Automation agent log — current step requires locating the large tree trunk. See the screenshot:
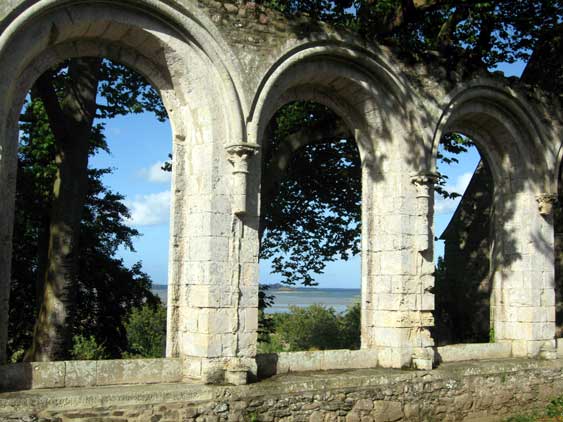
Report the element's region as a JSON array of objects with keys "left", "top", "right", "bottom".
[{"left": 25, "top": 58, "right": 101, "bottom": 362}]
